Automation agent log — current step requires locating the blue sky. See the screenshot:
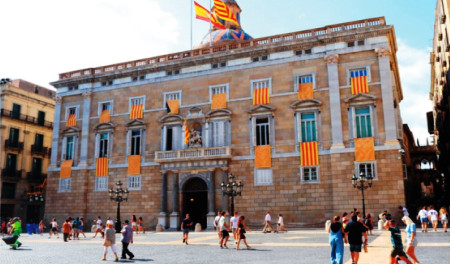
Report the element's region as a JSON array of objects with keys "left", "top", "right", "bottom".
[{"left": 0, "top": 0, "right": 436, "bottom": 142}]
